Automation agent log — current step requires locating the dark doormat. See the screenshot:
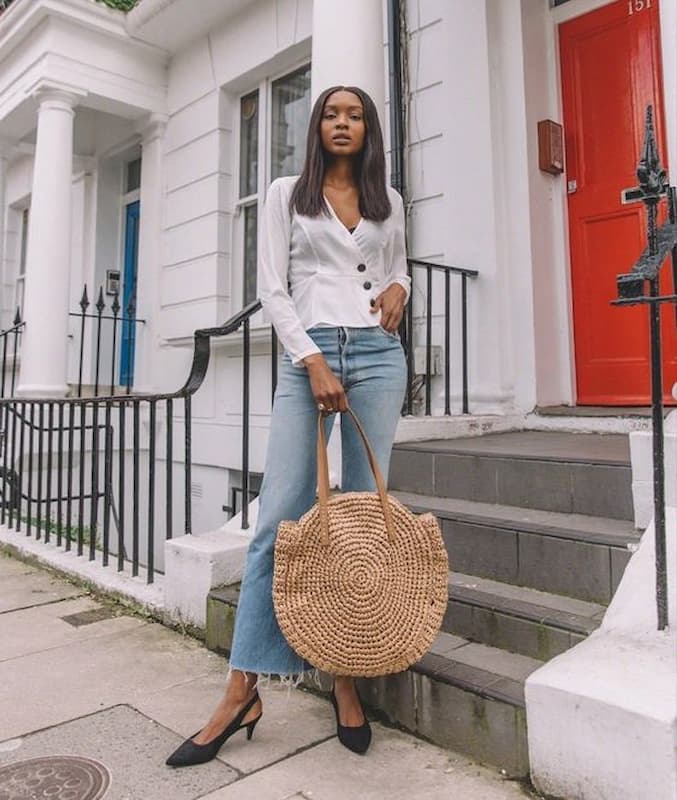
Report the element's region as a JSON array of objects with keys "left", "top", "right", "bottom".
[{"left": 0, "top": 705, "right": 237, "bottom": 799}]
